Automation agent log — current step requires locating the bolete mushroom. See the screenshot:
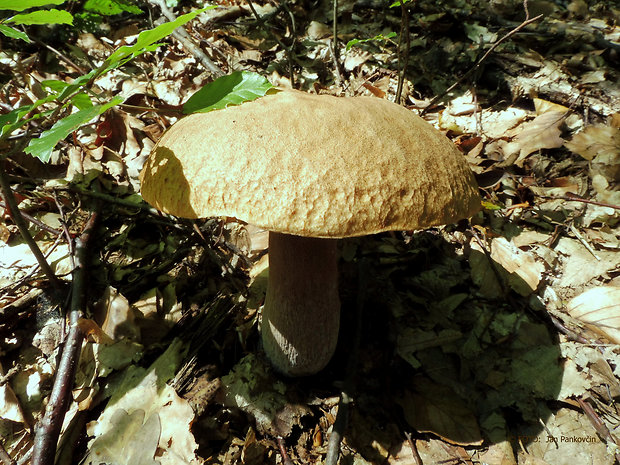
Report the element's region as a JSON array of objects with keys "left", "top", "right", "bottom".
[{"left": 139, "top": 90, "right": 481, "bottom": 376}]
